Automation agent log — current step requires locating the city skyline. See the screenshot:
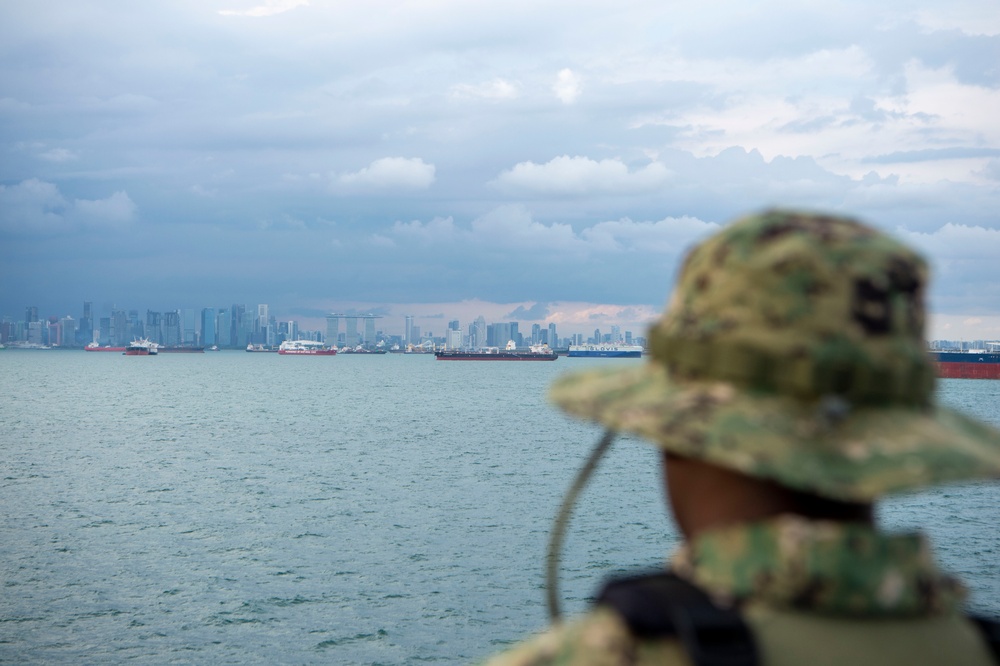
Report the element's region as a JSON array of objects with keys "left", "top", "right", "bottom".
[
  {"left": 2, "top": 298, "right": 646, "bottom": 349},
  {"left": 2, "top": 2, "right": 999, "bottom": 342}
]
